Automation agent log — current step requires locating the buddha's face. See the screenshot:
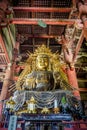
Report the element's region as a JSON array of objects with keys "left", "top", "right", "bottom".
[{"left": 36, "top": 54, "right": 49, "bottom": 70}]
